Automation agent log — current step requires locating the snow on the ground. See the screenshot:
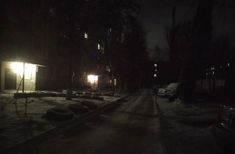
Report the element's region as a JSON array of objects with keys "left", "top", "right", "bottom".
[
  {"left": 157, "top": 96, "right": 224, "bottom": 154},
  {"left": 0, "top": 93, "right": 120, "bottom": 149}
]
